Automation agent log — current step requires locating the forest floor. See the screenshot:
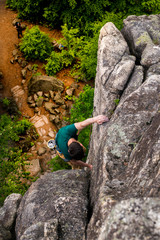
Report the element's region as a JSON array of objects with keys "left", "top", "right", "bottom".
[
  {"left": 0, "top": 0, "right": 80, "bottom": 116},
  {"left": 0, "top": 0, "right": 91, "bottom": 175}
]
